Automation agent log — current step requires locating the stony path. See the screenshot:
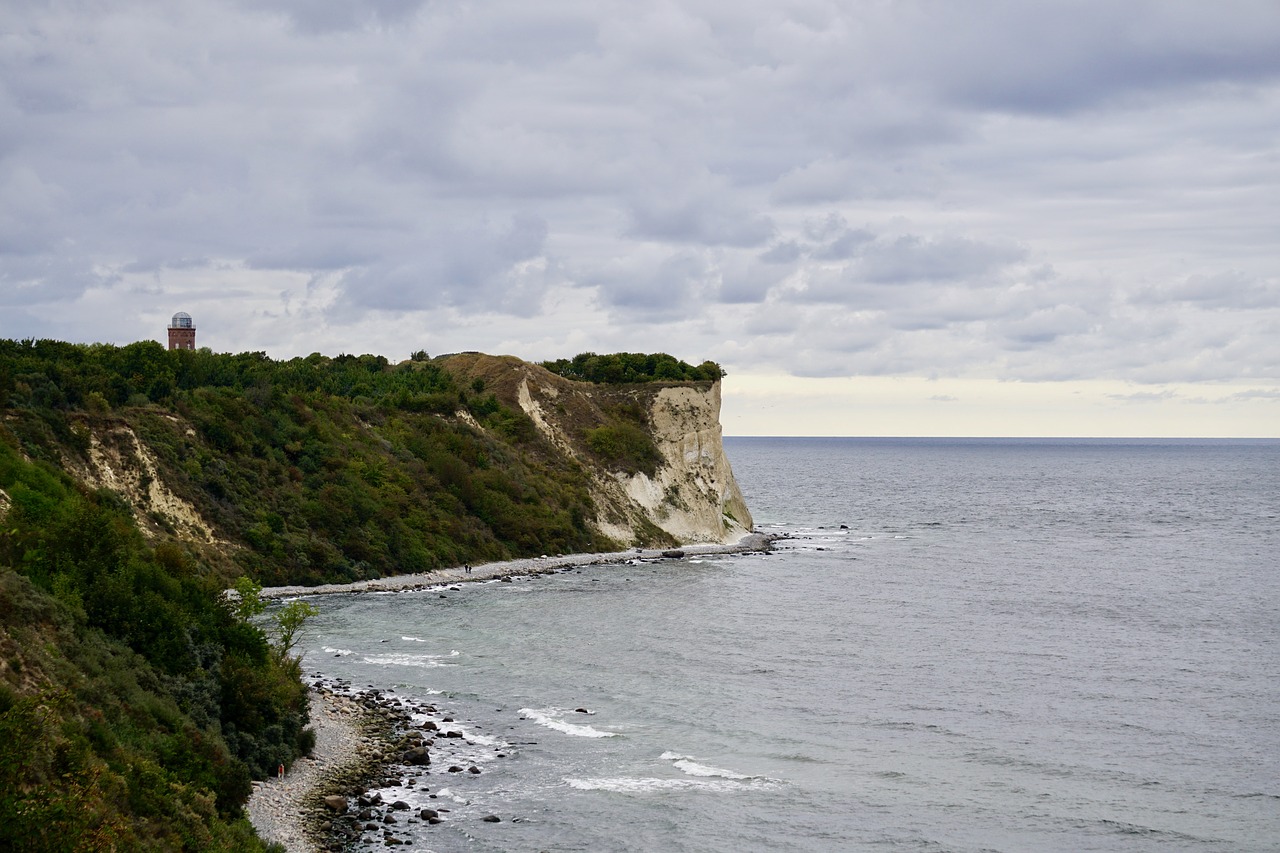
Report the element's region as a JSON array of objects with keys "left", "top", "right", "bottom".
[
  {"left": 246, "top": 692, "right": 365, "bottom": 853},
  {"left": 259, "top": 534, "right": 771, "bottom": 599}
]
